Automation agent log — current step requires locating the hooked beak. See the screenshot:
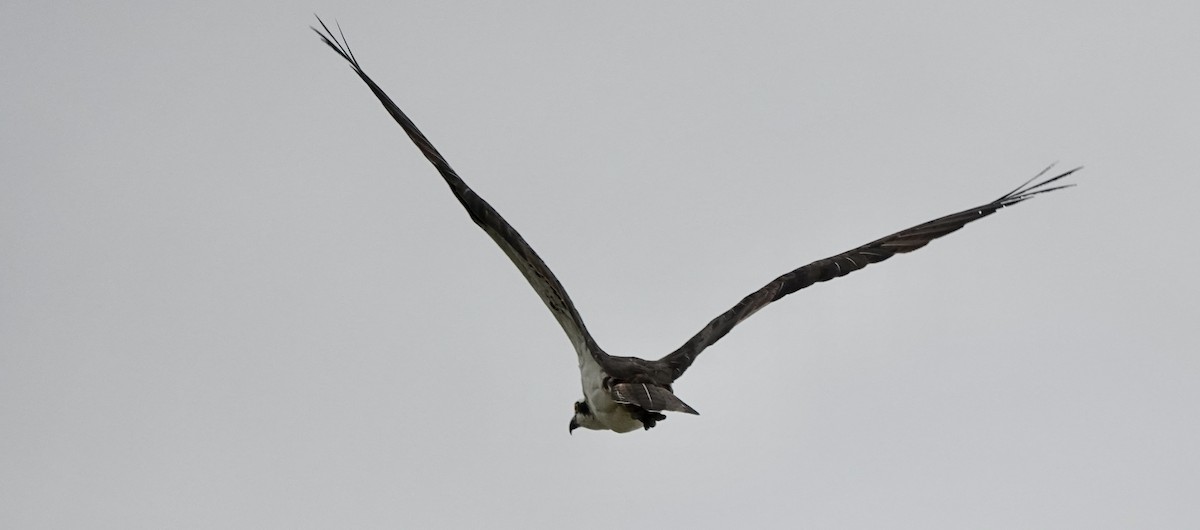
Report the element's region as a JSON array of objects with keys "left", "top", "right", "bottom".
[{"left": 569, "top": 418, "right": 579, "bottom": 435}]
